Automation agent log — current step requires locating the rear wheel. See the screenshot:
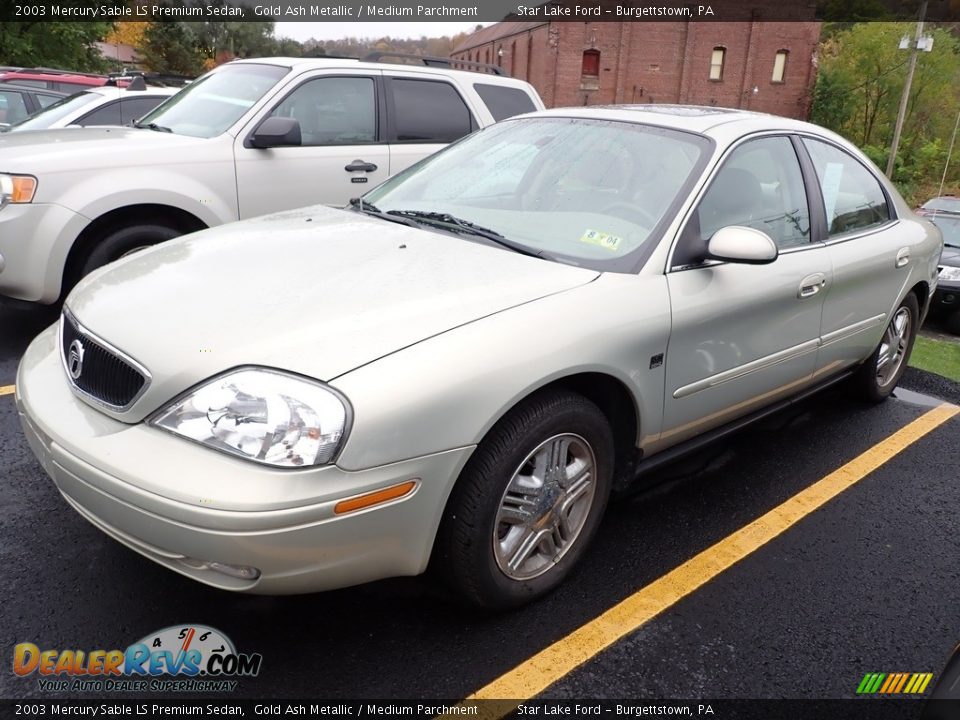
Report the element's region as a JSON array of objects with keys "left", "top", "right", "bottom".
[
  {"left": 435, "top": 389, "right": 614, "bottom": 609},
  {"left": 851, "top": 293, "right": 919, "bottom": 402}
]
